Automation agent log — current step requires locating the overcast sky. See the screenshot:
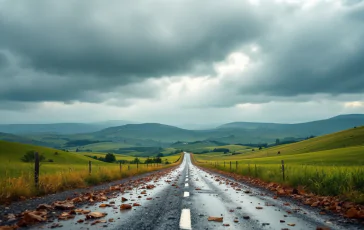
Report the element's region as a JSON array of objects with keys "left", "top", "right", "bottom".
[{"left": 1, "top": 0, "right": 364, "bottom": 126}]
